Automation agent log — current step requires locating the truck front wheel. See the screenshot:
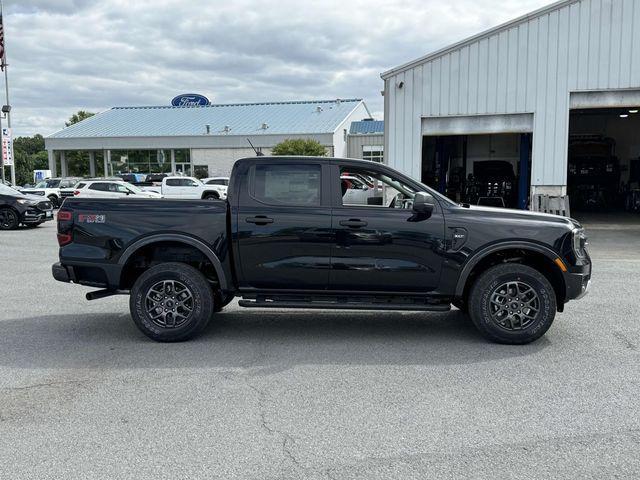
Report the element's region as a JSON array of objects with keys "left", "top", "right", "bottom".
[
  {"left": 130, "top": 262, "right": 214, "bottom": 342},
  {"left": 468, "top": 264, "right": 556, "bottom": 344}
]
